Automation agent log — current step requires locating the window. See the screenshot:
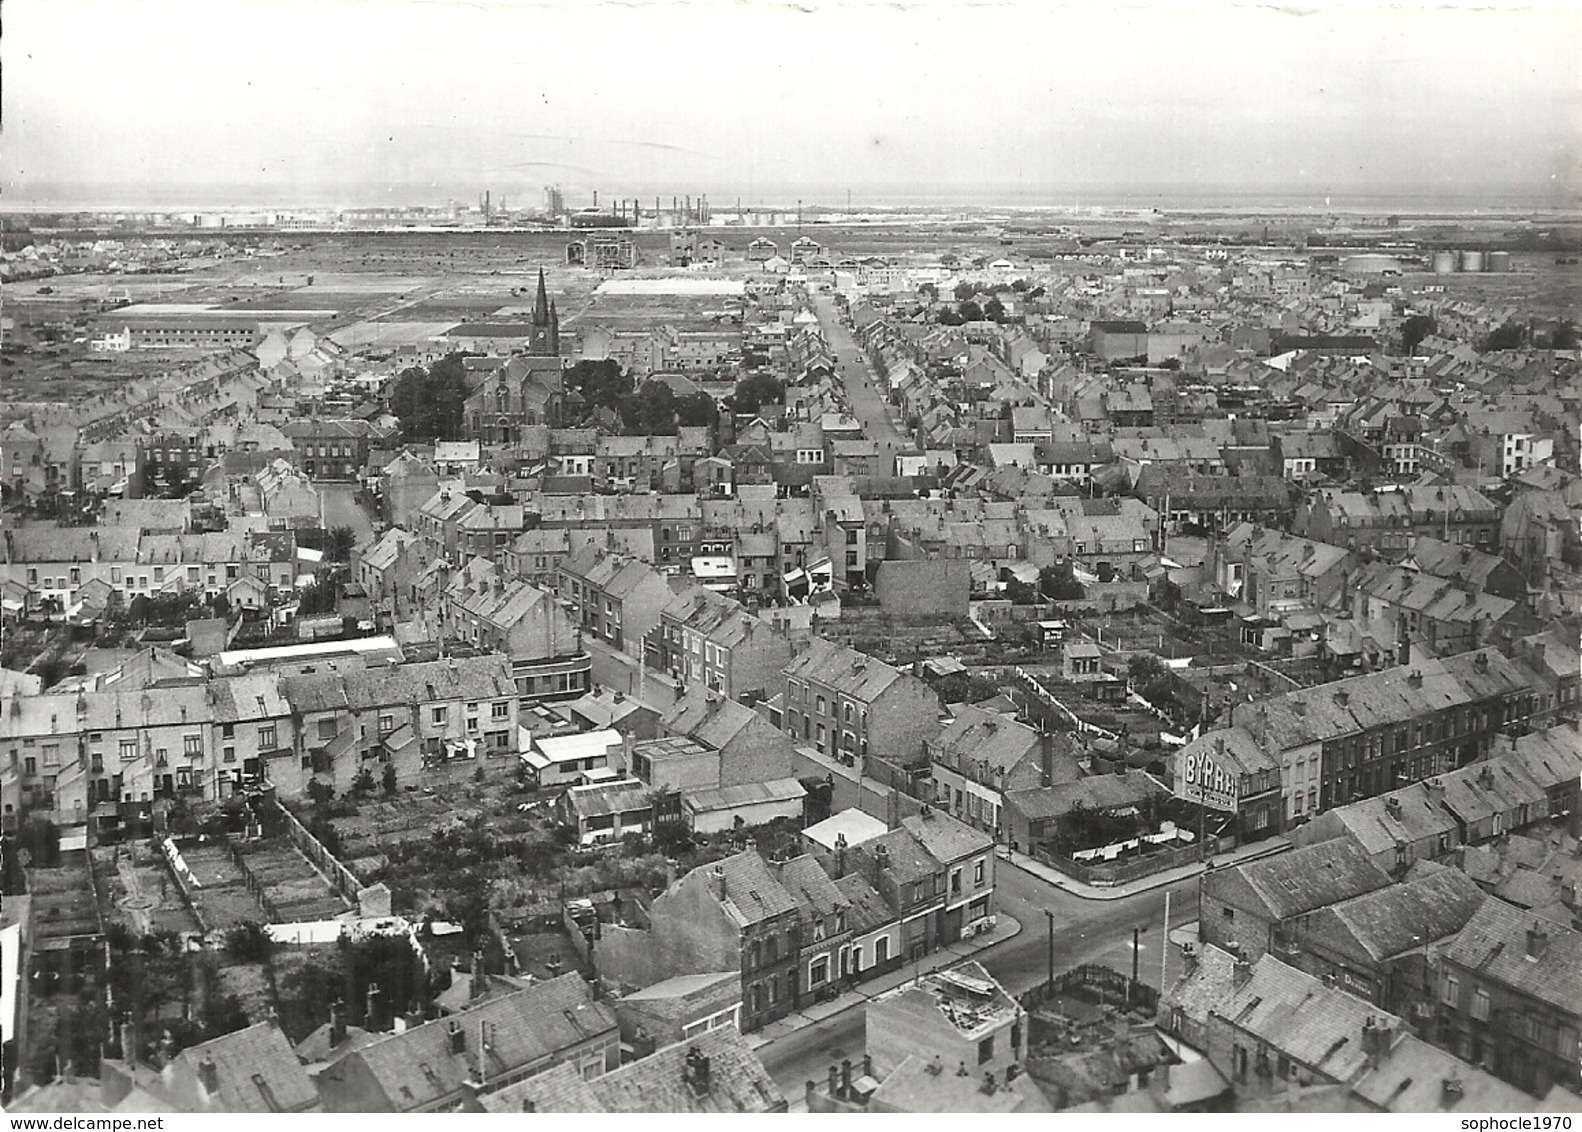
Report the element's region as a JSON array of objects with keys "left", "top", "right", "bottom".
[
  {"left": 978, "top": 1036, "right": 995, "bottom": 1064},
  {"left": 119, "top": 738, "right": 138, "bottom": 762},
  {"left": 816, "top": 696, "right": 827, "bottom": 715},
  {"left": 1222, "top": 907, "right": 1235, "bottom": 920},
  {"left": 378, "top": 714, "right": 395, "bottom": 735},
  {"left": 1471, "top": 987, "right": 1490, "bottom": 1021},
  {"left": 184, "top": 734, "right": 202, "bottom": 756},
  {"left": 809, "top": 956, "right": 828, "bottom": 987},
  {"left": 432, "top": 706, "right": 448, "bottom": 726},
  {"left": 974, "top": 859, "right": 985, "bottom": 885},
  {"left": 876, "top": 936, "right": 889, "bottom": 964},
  {"left": 491, "top": 701, "right": 509, "bottom": 720},
  {"left": 1440, "top": 972, "right": 1460, "bottom": 1008},
  {"left": 258, "top": 726, "right": 276, "bottom": 751},
  {"left": 317, "top": 719, "right": 336, "bottom": 740},
  {"left": 912, "top": 881, "right": 925, "bottom": 905}
]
